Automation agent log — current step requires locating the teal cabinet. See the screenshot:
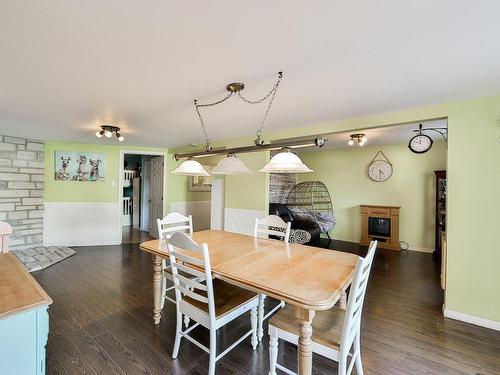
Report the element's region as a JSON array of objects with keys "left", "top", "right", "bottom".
[
  {"left": 0, "top": 306, "right": 49, "bottom": 375},
  {"left": 0, "top": 253, "right": 52, "bottom": 375}
]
